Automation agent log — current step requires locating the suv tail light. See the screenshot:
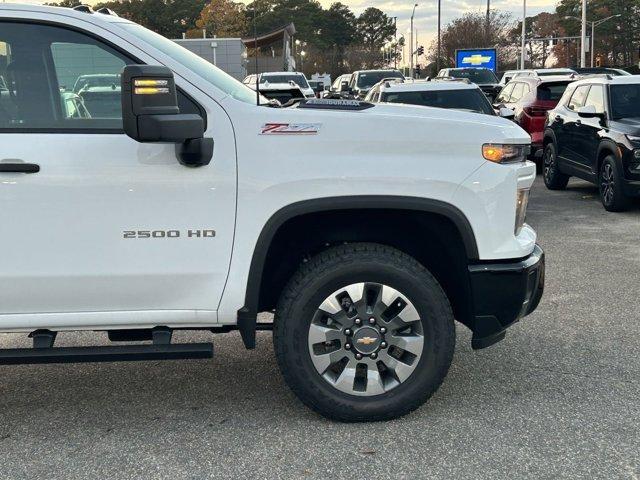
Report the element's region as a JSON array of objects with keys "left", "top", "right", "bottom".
[{"left": 523, "top": 104, "right": 553, "bottom": 117}]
